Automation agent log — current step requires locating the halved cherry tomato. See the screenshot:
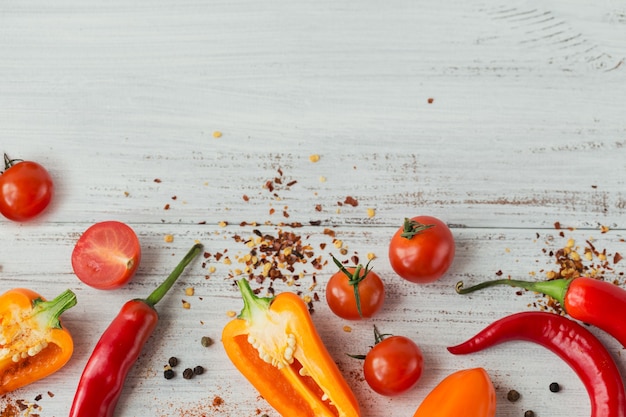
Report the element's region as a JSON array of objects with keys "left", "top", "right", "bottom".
[
  {"left": 325, "top": 256, "right": 384, "bottom": 320},
  {"left": 389, "top": 216, "right": 455, "bottom": 284},
  {"left": 71, "top": 221, "right": 141, "bottom": 290},
  {"left": 0, "top": 154, "right": 54, "bottom": 222},
  {"left": 361, "top": 326, "right": 424, "bottom": 396}
]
